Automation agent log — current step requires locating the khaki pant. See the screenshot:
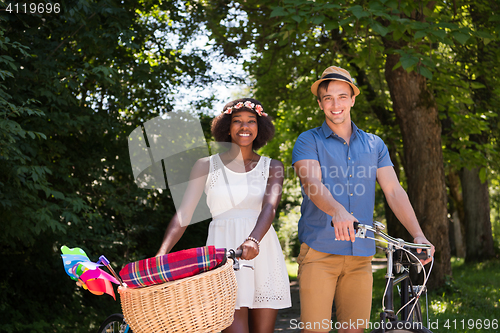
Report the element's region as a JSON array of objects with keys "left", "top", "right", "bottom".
[{"left": 297, "top": 243, "right": 373, "bottom": 332}]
